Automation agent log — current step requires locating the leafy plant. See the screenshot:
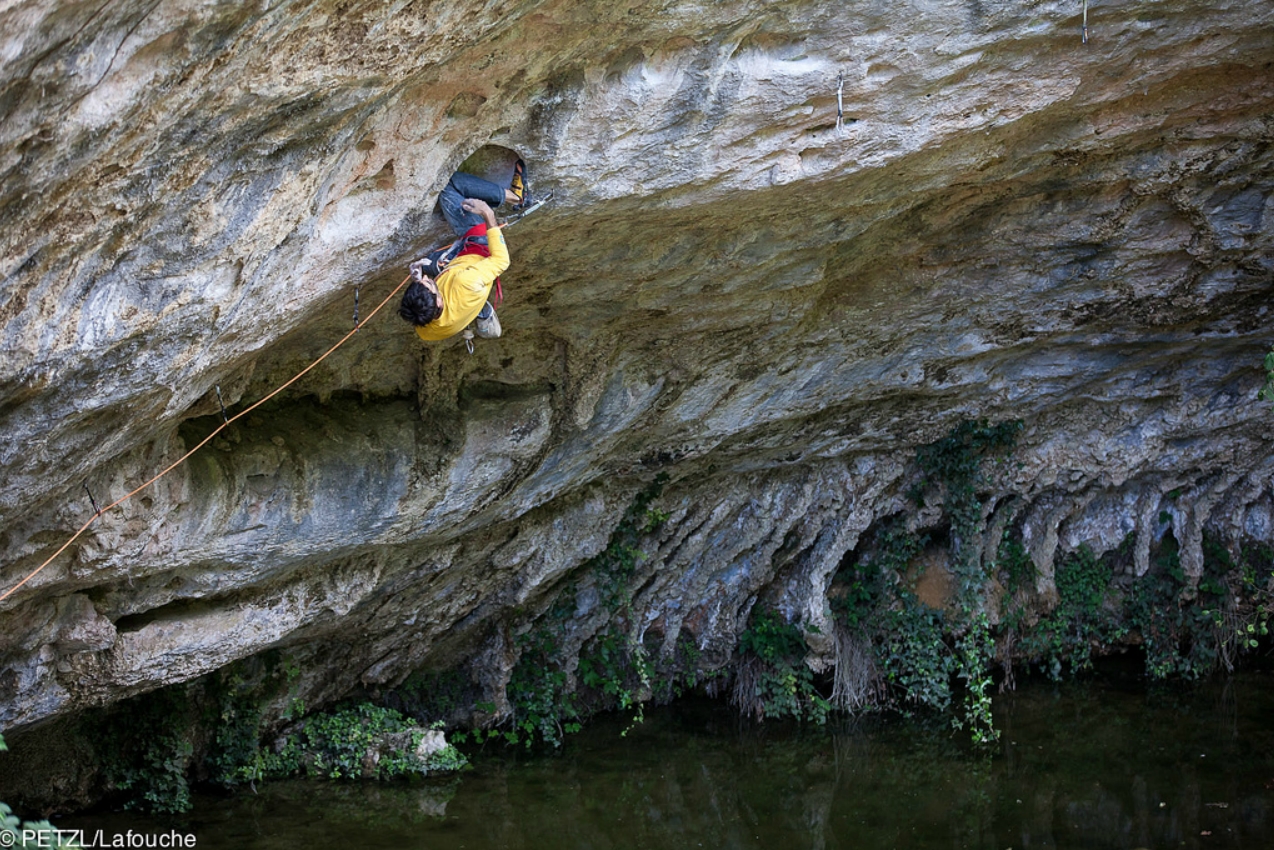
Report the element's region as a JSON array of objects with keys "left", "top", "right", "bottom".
[
  {"left": 207, "top": 672, "right": 266, "bottom": 788},
  {"left": 1127, "top": 531, "right": 1219, "bottom": 678},
  {"left": 390, "top": 668, "right": 475, "bottom": 725},
  {"left": 997, "top": 531, "right": 1037, "bottom": 596},
  {"left": 204, "top": 652, "right": 314, "bottom": 789},
  {"left": 994, "top": 528, "right": 1037, "bottom": 633},
  {"left": 877, "top": 595, "right": 955, "bottom": 712},
  {"left": 738, "top": 609, "right": 807, "bottom": 663},
  {"left": 577, "top": 631, "right": 652, "bottom": 732},
  {"left": 1020, "top": 544, "right": 1120, "bottom": 680},
  {"left": 831, "top": 522, "right": 966, "bottom": 717},
  {"left": 952, "top": 614, "right": 1000, "bottom": 747},
  {"left": 588, "top": 473, "right": 670, "bottom": 614},
  {"left": 493, "top": 475, "right": 673, "bottom": 748},
  {"left": 833, "top": 523, "right": 925, "bottom": 631},
  {"left": 915, "top": 418, "right": 1023, "bottom": 599},
  {"left": 1235, "top": 543, "right": 1273, "bottom": 654},
  {"left": 649, "top": 633, "right": 718, "bottom": 703},
  {"left": 734, "top": 609, "right": 830, "bottom": 723},
  {"left": 911, "top": 419, "right": 1022, "bottom": 742},
  {"left": 261, "top": 704, "right": 464, "bottom": 780},
  {"left": 1127, "top": 533, "right": 1272, "bottom": 680},
  {"left": 505, "top": 629, "right": 580, "bottom": 748},
  {"left": 1055, "top": 543, "right": 1111, "bottom": 615},
  {"left": 96, "top": 687, "right": 196, "bottom": 814},
  {"left": 0, "top": 804, "right": 80, "bottom": 849}
]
